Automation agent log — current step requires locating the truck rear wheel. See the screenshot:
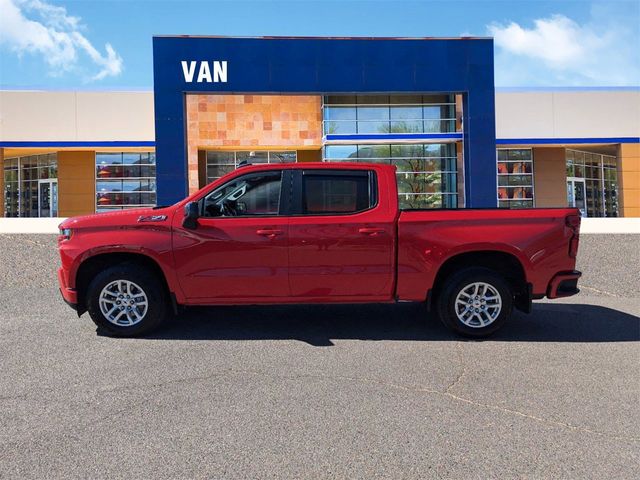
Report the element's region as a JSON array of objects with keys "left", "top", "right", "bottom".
[
  {"left": 86, "top": 264, "right": 169, "bottom": 337},
  {"left": 436, "top": 267, "right": 512, "bottom": 337}
]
